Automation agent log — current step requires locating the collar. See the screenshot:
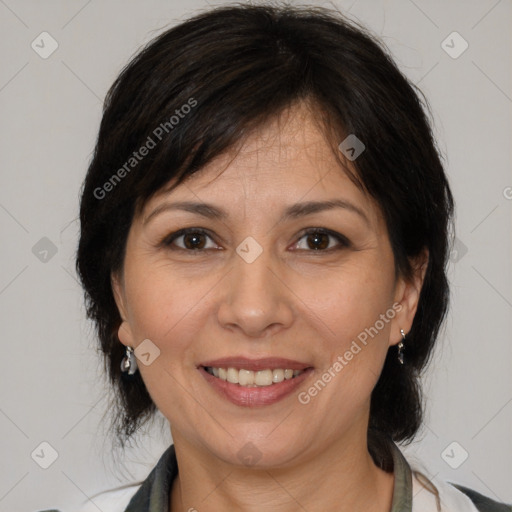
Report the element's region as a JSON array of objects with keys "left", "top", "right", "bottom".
[
  {"left": 124, "top": 441, "right": 413, "bottom": 512},
  {"left": 389, "top": 440, "right": 414, "bottom": 511}
]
